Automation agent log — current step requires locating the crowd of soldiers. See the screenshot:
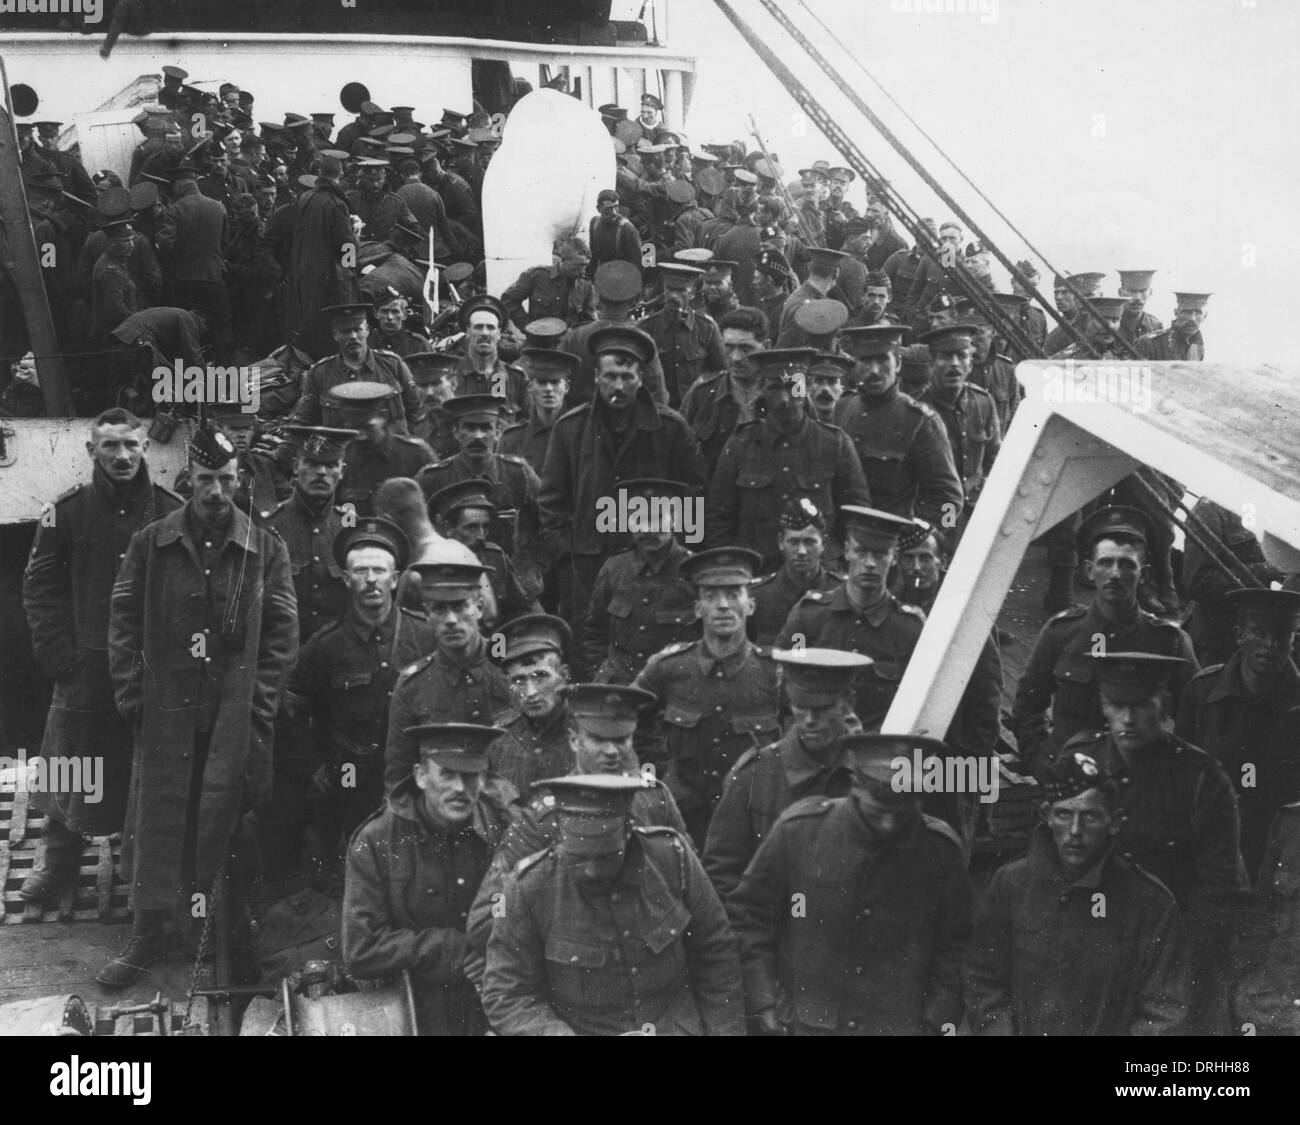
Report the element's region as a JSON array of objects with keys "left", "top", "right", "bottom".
[{"left": 5, "top": 68, "right": 1299, "bottom": 1038}]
